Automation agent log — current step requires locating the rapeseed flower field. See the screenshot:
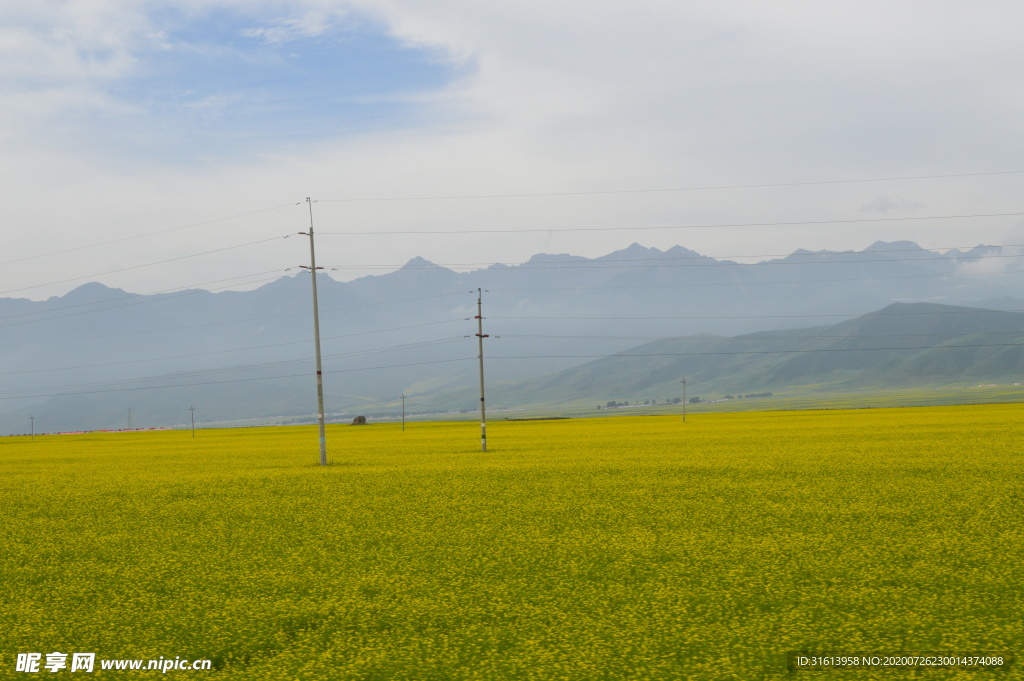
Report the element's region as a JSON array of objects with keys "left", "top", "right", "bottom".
[{"left": 1, "top": 405, "right": 1021, "bottom": 679}]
